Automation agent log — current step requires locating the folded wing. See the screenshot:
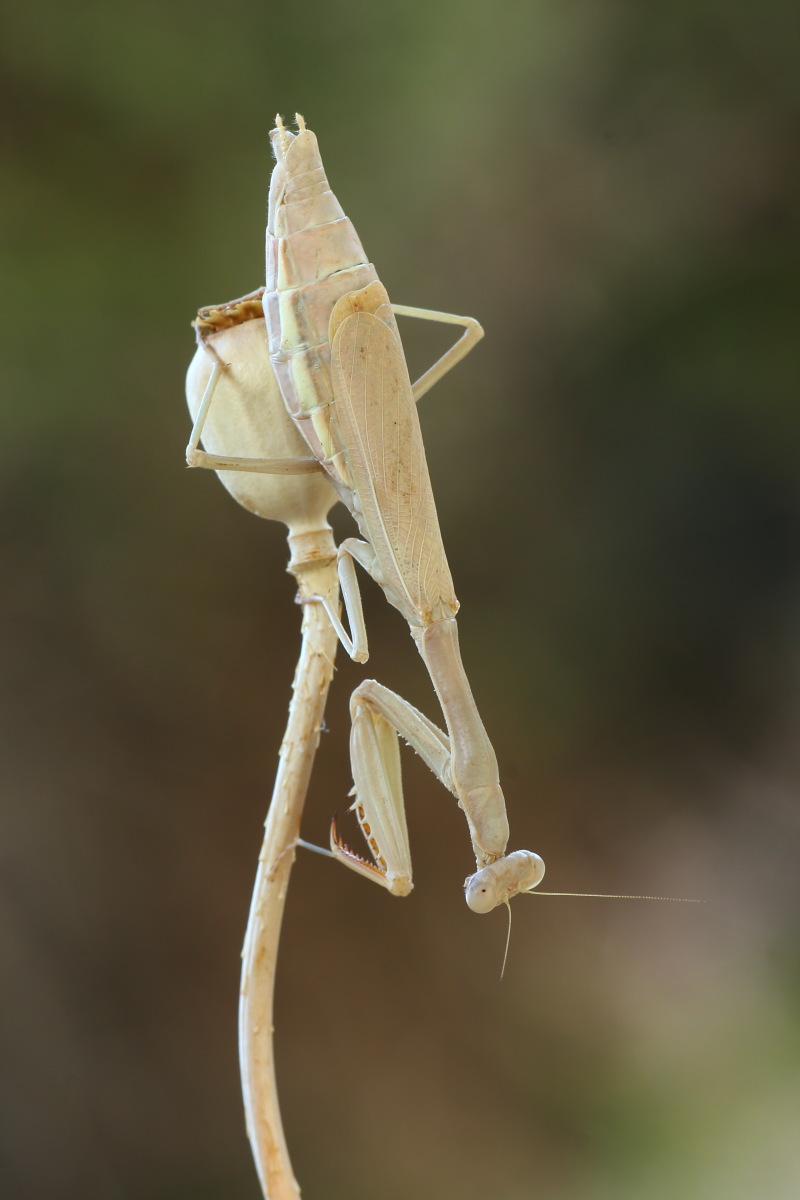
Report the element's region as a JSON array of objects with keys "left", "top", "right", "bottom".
[{"left": 330, "top": 291, "right": 459, "bottom": 628}]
